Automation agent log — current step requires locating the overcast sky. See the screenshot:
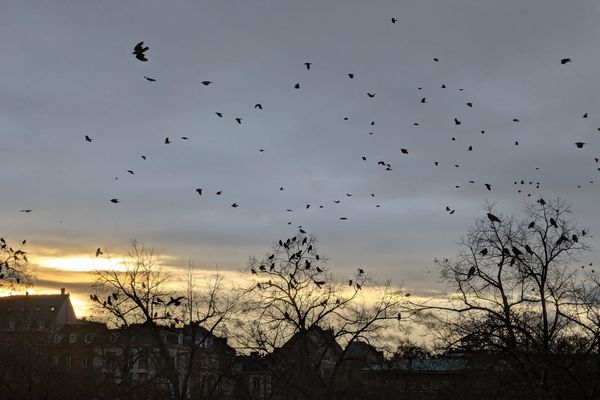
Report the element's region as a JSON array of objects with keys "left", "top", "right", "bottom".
[{"left": 1, "top": 0, "right": 599, "bottom": 314}]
